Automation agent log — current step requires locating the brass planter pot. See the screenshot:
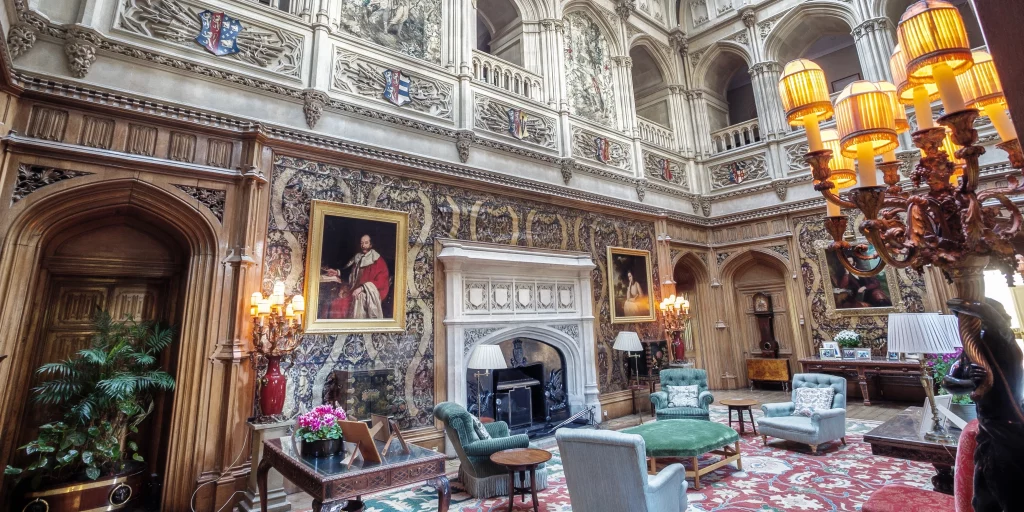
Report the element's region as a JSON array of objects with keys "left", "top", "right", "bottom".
[{"left": 17, "top": 465, "right": 145, "bottom": 512}]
